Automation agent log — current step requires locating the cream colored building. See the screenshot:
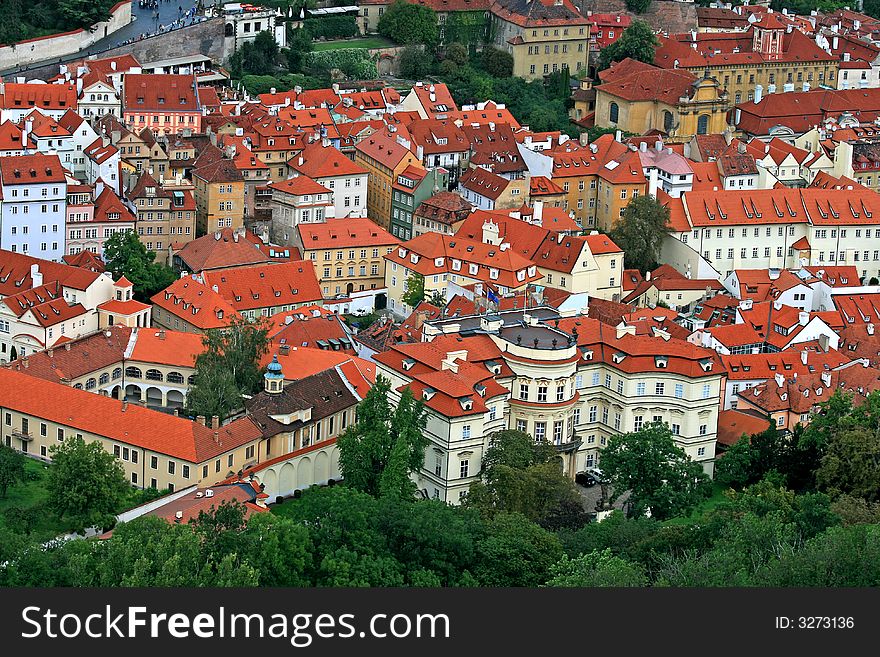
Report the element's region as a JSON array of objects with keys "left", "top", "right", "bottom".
[{"left": 376, "top": 306, "right": 724, "bottom": 502}]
